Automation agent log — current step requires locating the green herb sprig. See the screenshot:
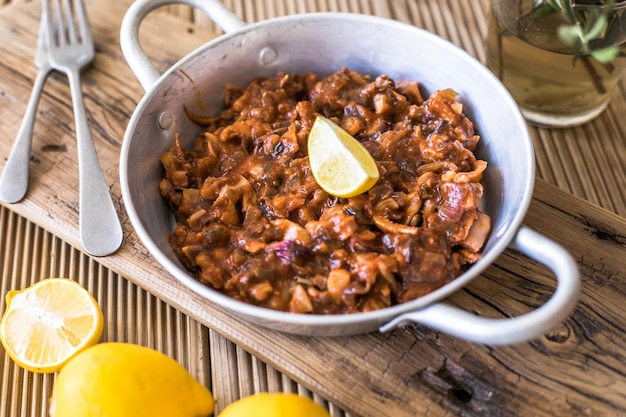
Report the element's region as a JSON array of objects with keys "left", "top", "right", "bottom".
[{"left": 529, "top": 0, "right": 625, "bottom": 63}]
